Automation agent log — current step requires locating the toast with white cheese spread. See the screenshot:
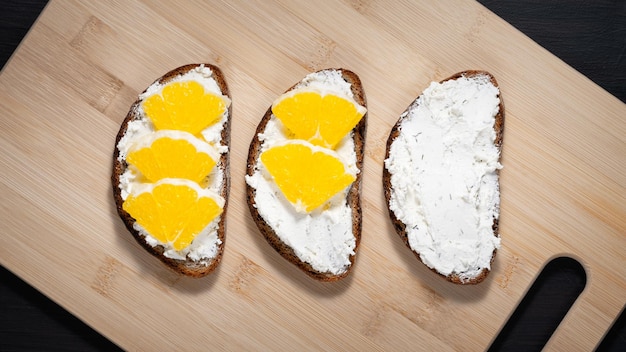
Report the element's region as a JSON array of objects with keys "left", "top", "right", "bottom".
[
  {"left": 112, "top": 64, "right": 231, "bottom": 277},
  {"left": 383, "top": 70, "right": 503, "bottom": 284},
  {"left": 246, "top": 69, "right": 367, "bottom": 281}
]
